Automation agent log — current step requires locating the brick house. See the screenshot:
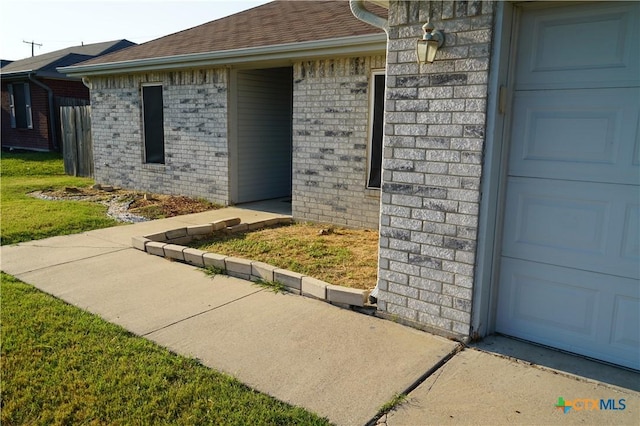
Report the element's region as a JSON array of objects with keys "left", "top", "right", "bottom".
[
  {"left": 61, "top": 1, "right": 388, "bottom": 229},
  {"left": 64, "top": 0, "right": 639, "bottom": 371},
  {"left": 1, "top": 40, "right": 135, "bottom": 151}
]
